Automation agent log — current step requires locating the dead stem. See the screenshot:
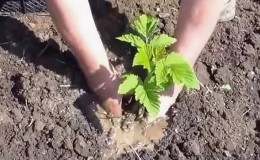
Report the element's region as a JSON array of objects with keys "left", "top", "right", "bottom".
[
  {"left": 0, "top": 41, "right": 12, "bottom": 46},
  {"left": 95, "top": 111, "right": 122, "bottom": 119},
  {"left": 129, "top": 145, "right": 142, "bottom": 160},
  {"left": 37, "top": 41, "right": 50, "bottom": 59}
]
